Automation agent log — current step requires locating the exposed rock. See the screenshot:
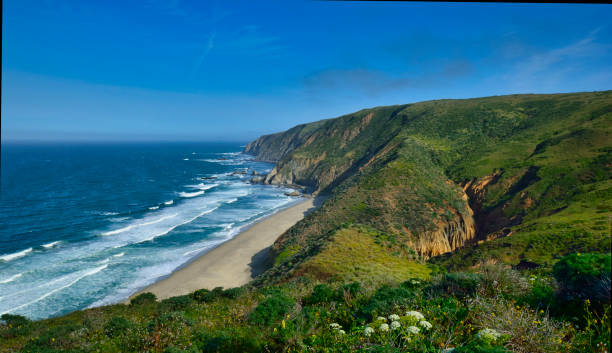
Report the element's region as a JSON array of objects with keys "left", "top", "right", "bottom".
[
  {"left": 250, "top": 176, "right": 265, "bottom": 183},
  {"left": 284, "top": 190, "right": 300, "bottom": 197}
]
